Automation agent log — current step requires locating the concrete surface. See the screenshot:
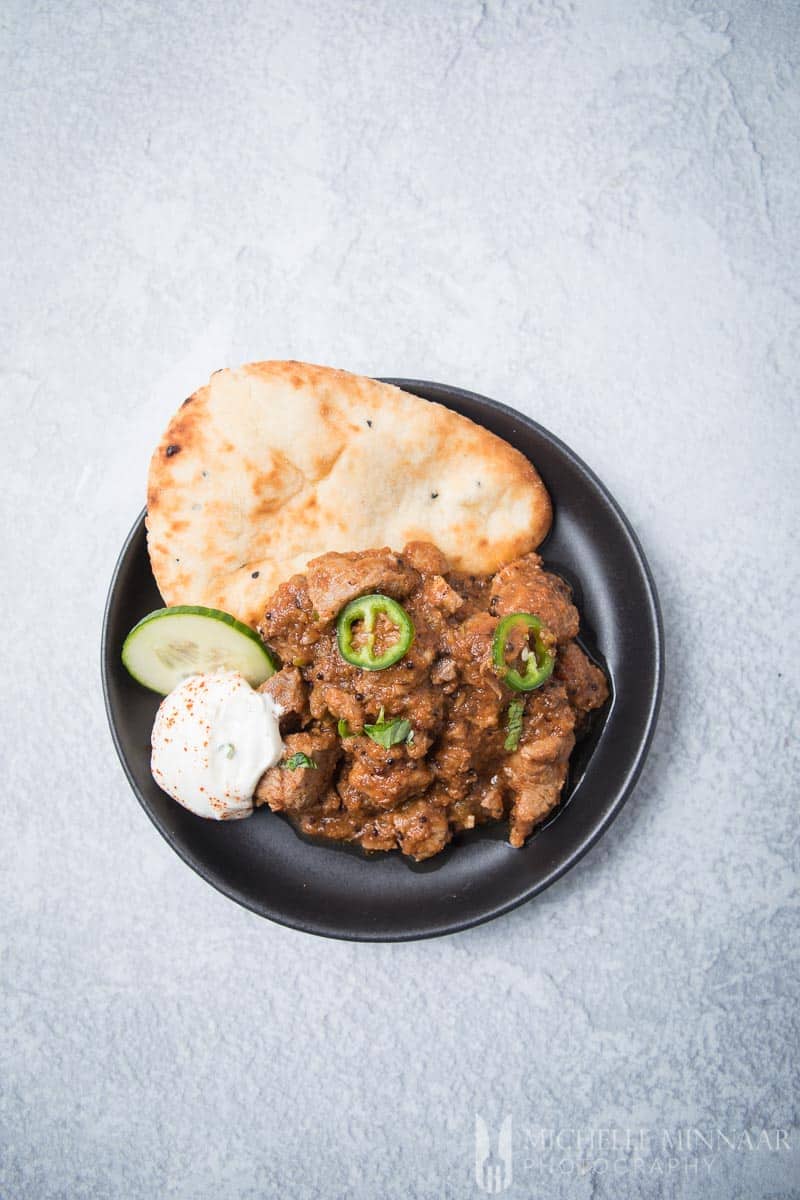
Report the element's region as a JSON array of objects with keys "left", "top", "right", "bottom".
[{"left": 1, "top": 1, "right": 798, "bottom": 1197}]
